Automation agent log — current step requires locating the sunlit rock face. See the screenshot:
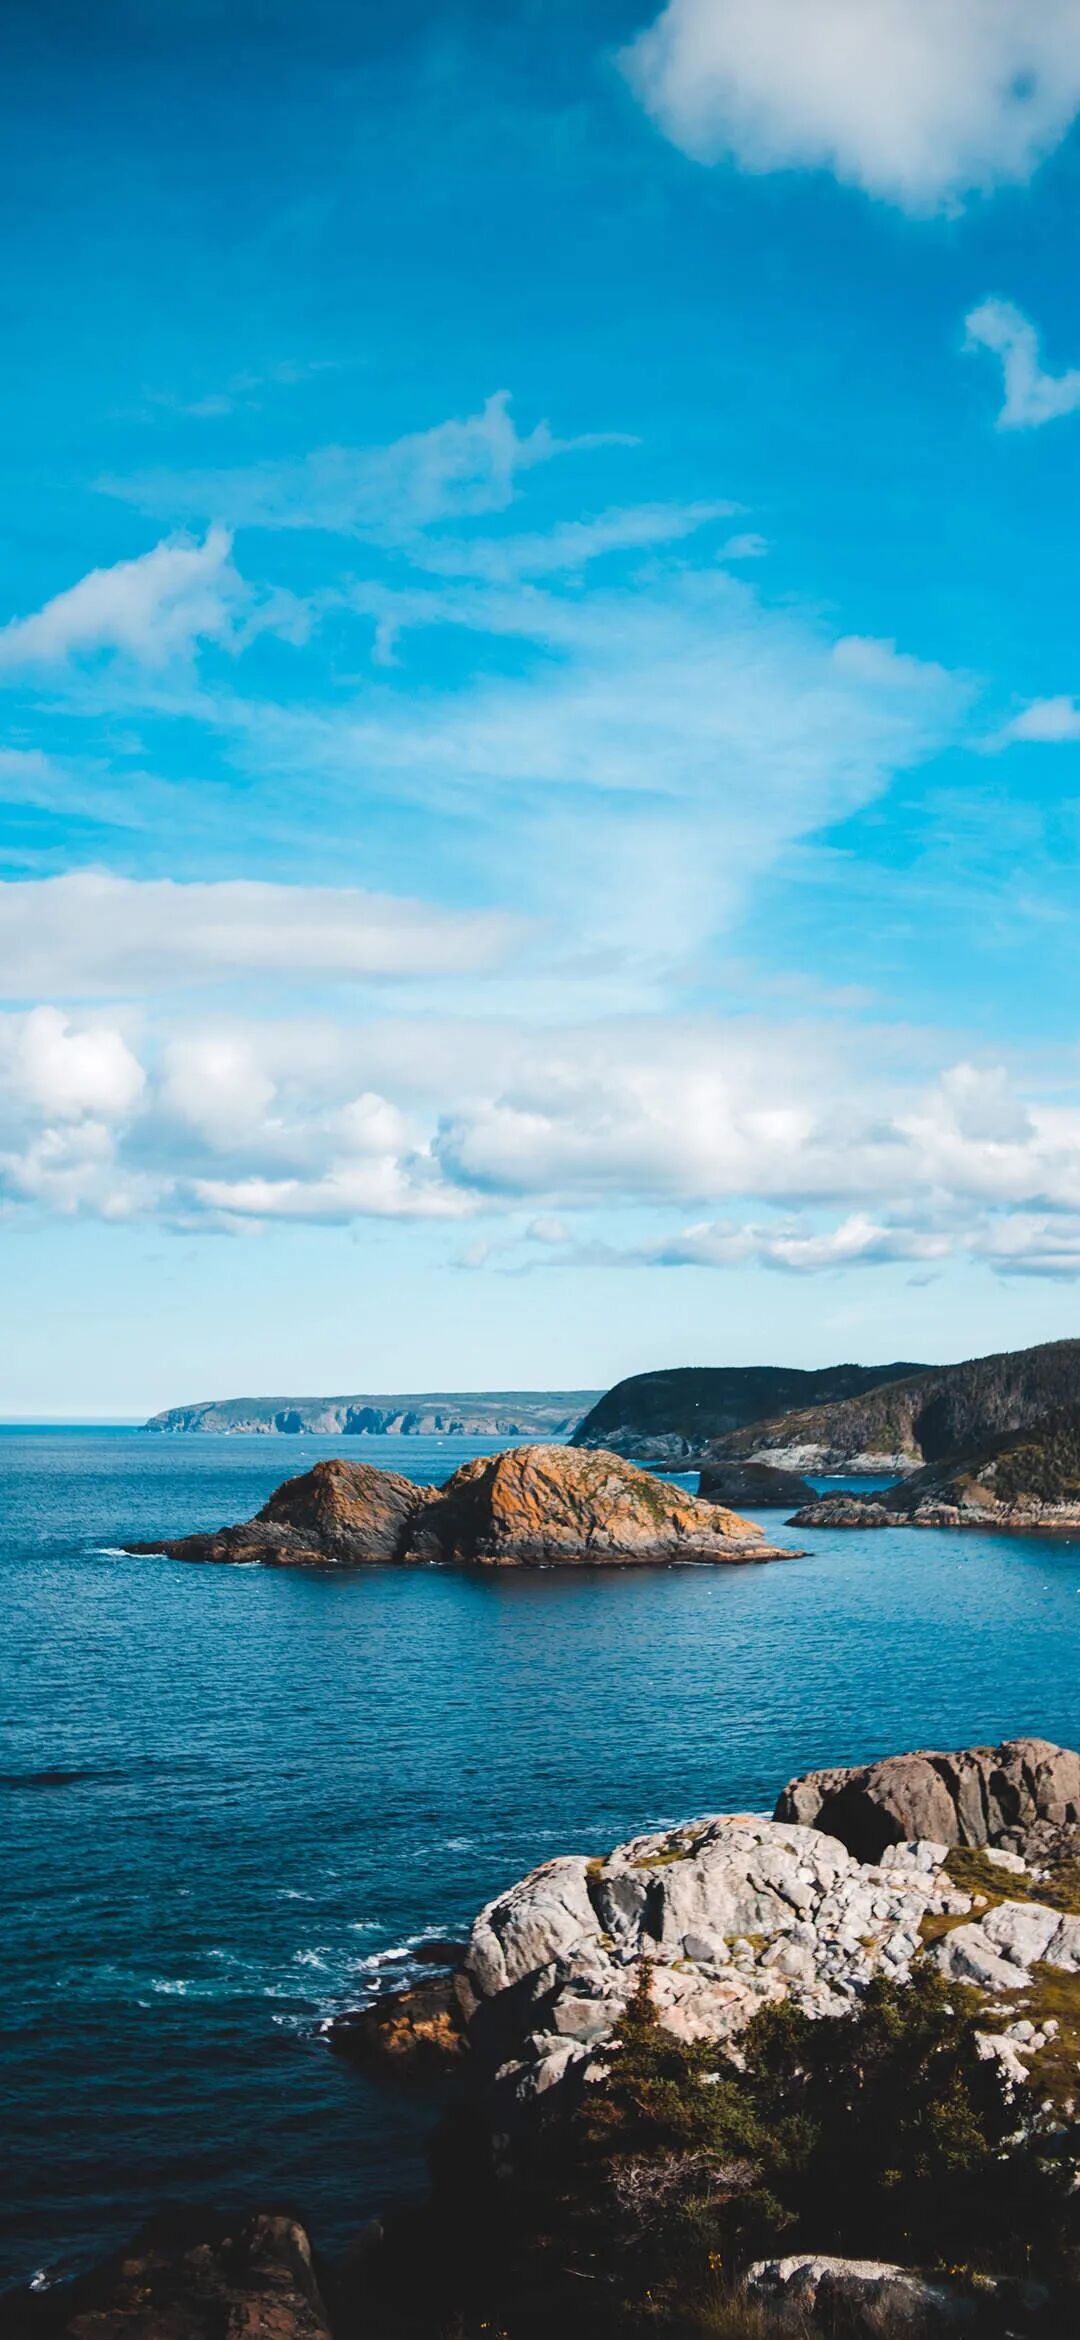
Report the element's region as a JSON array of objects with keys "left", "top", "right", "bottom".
[{"left": 126, "top": 1445, "right": 796, "bottom": 1568}]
